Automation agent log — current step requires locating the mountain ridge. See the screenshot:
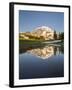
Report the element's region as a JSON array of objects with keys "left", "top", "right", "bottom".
[{"left": 19, "top": 26, "right": 54, "bottom": 40}]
